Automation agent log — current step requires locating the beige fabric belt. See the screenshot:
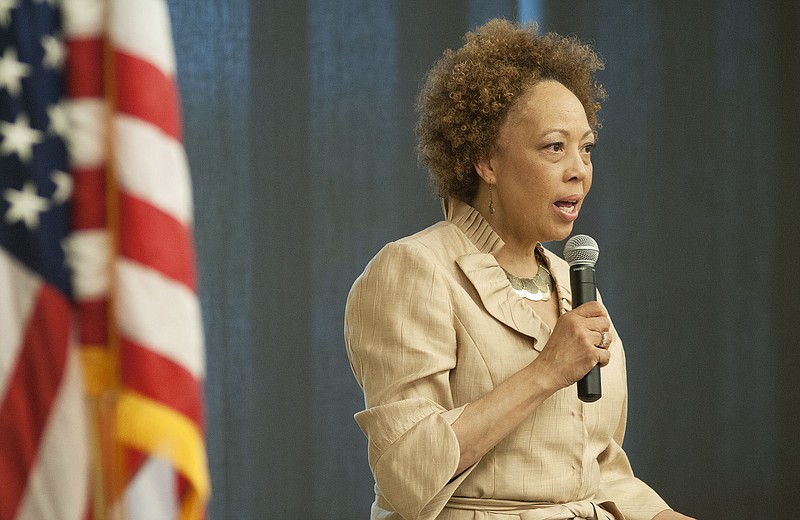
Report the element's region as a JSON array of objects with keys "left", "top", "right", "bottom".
[{"left": 445, "top": 497, "right": 615, "bottom": 520}]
